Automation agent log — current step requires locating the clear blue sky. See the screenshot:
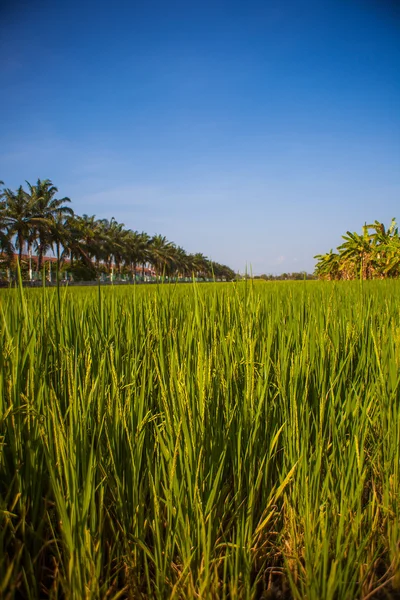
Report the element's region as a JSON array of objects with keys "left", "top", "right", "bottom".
[{"left": 1, "top": 0, "right": 399, "bottom": 274}]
